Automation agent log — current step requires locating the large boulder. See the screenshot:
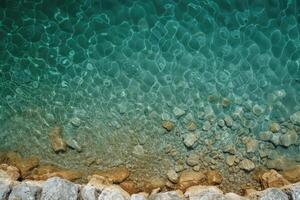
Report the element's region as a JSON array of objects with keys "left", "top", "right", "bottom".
[
  {"left": 149, "top": 191, "right": 183, "bottom": 200},
  {"left": 281, "top": 183, "right": 300, "bottom": 200},
  {"left": 98, "top": 185, "right": 130, "bottom": 200},
  {"left": 8, "top": 181, "right": 42, "bottom": 200},
  {"left": 184, "top": 185, "right": 224, "bottom": 200},
  {"left": 248, "top": 188, "right": 288, "bottom": 200},
  {"left": 177, "top": 170, "right": 206, "bottom": 191},
  {"left": 41, "top": 177, "right": 79, "bottom": 200},
  {"left": 0, "top": 180, "right": 11, "bottom": 200},
  {"left": 260, "top": 170, "right": 290, "bottom": 189},
  {"left": 81, "top": 185, "right": 100, "bottom": 200}
]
